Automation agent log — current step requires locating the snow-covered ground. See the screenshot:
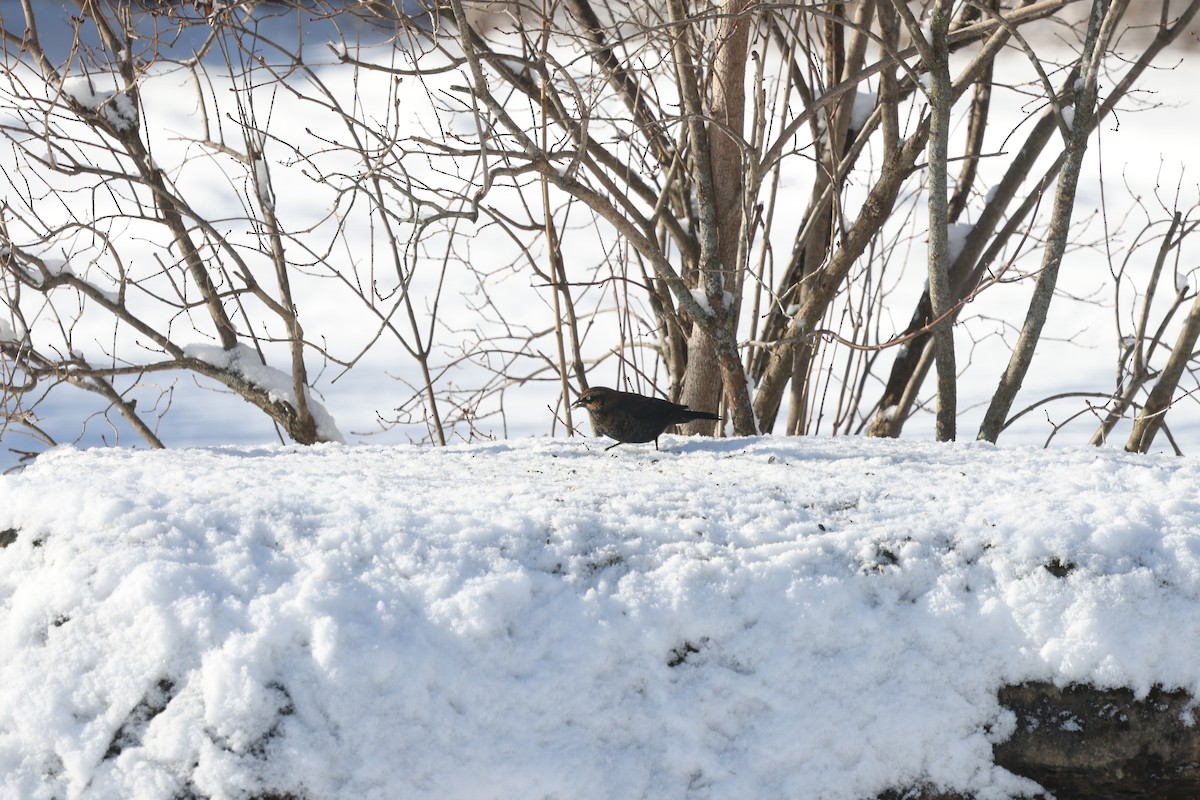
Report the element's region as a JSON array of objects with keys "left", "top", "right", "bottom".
[{"left": 4, "top": 436, "right": 1200, "bottom": 799}]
